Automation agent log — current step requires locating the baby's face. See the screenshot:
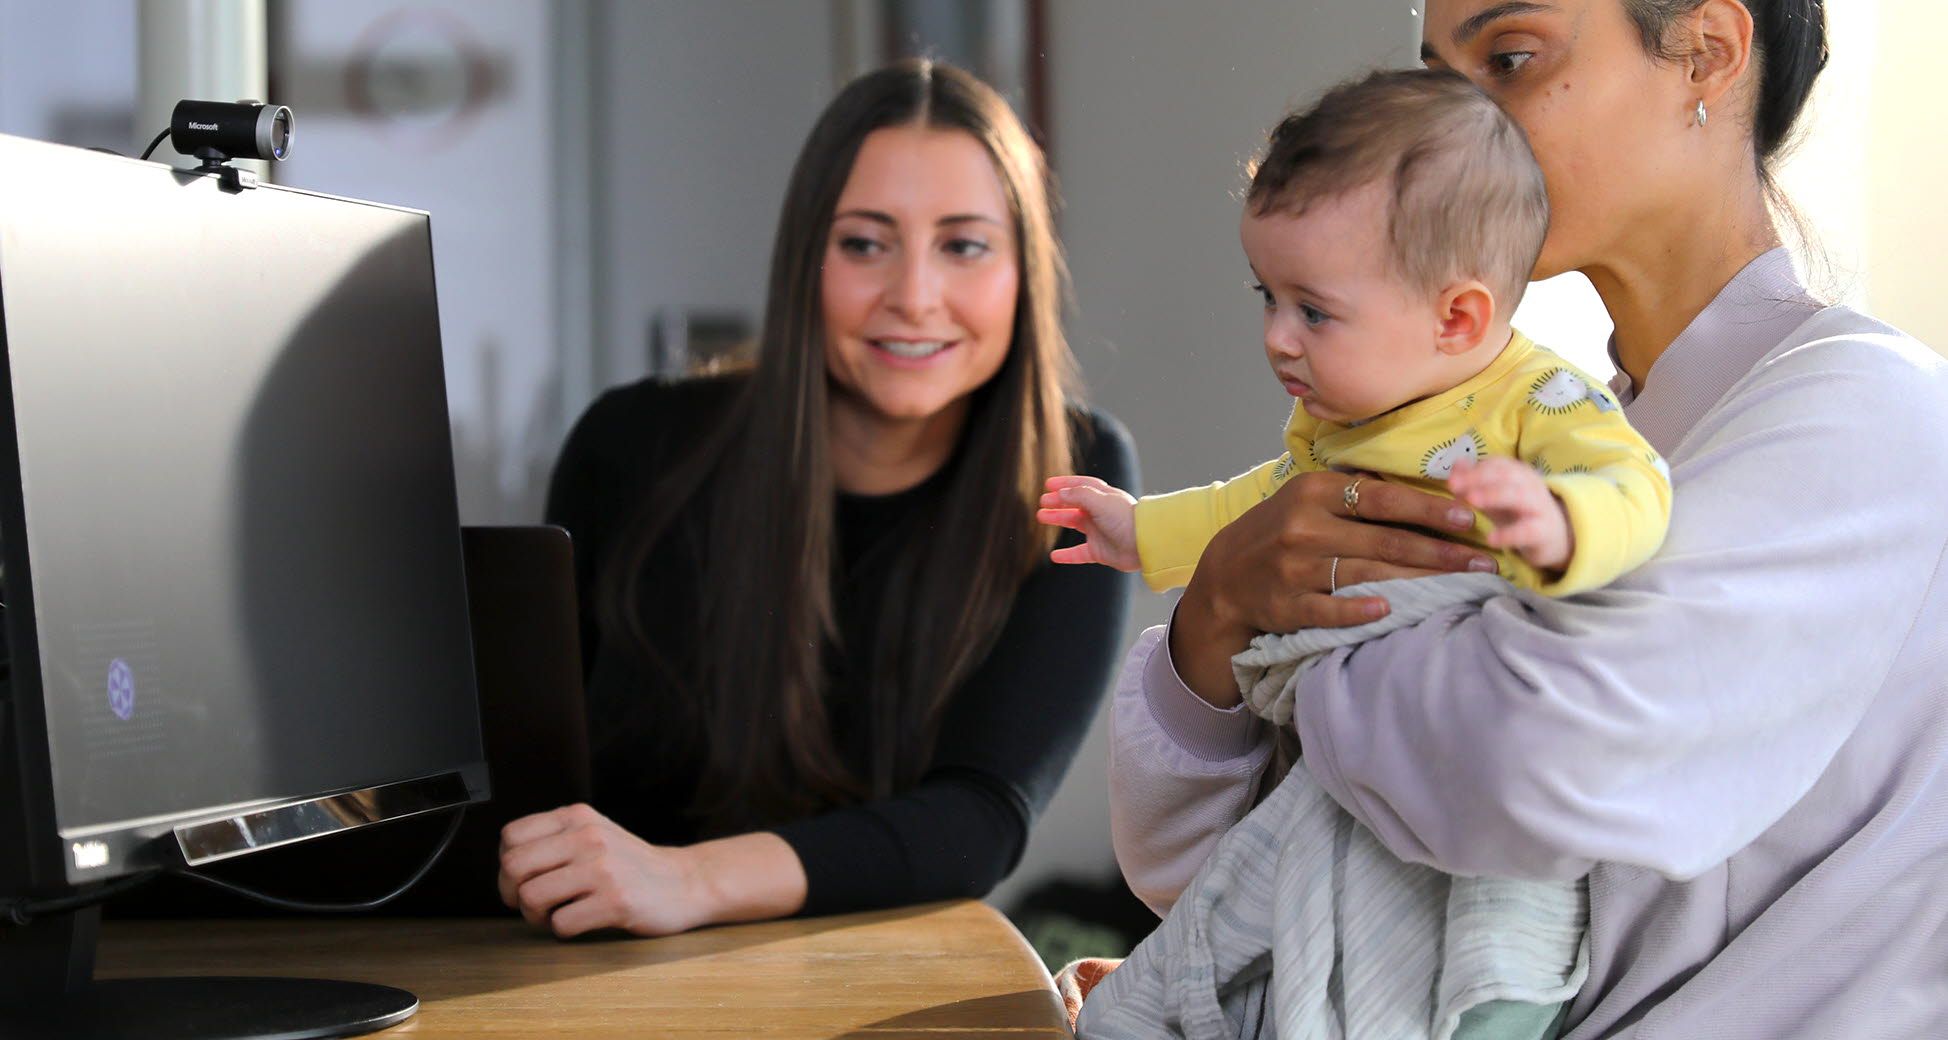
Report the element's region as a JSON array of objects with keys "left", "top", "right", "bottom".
[{"left": 1240, "top": 183, "right": 1451, "bottom": 425}]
